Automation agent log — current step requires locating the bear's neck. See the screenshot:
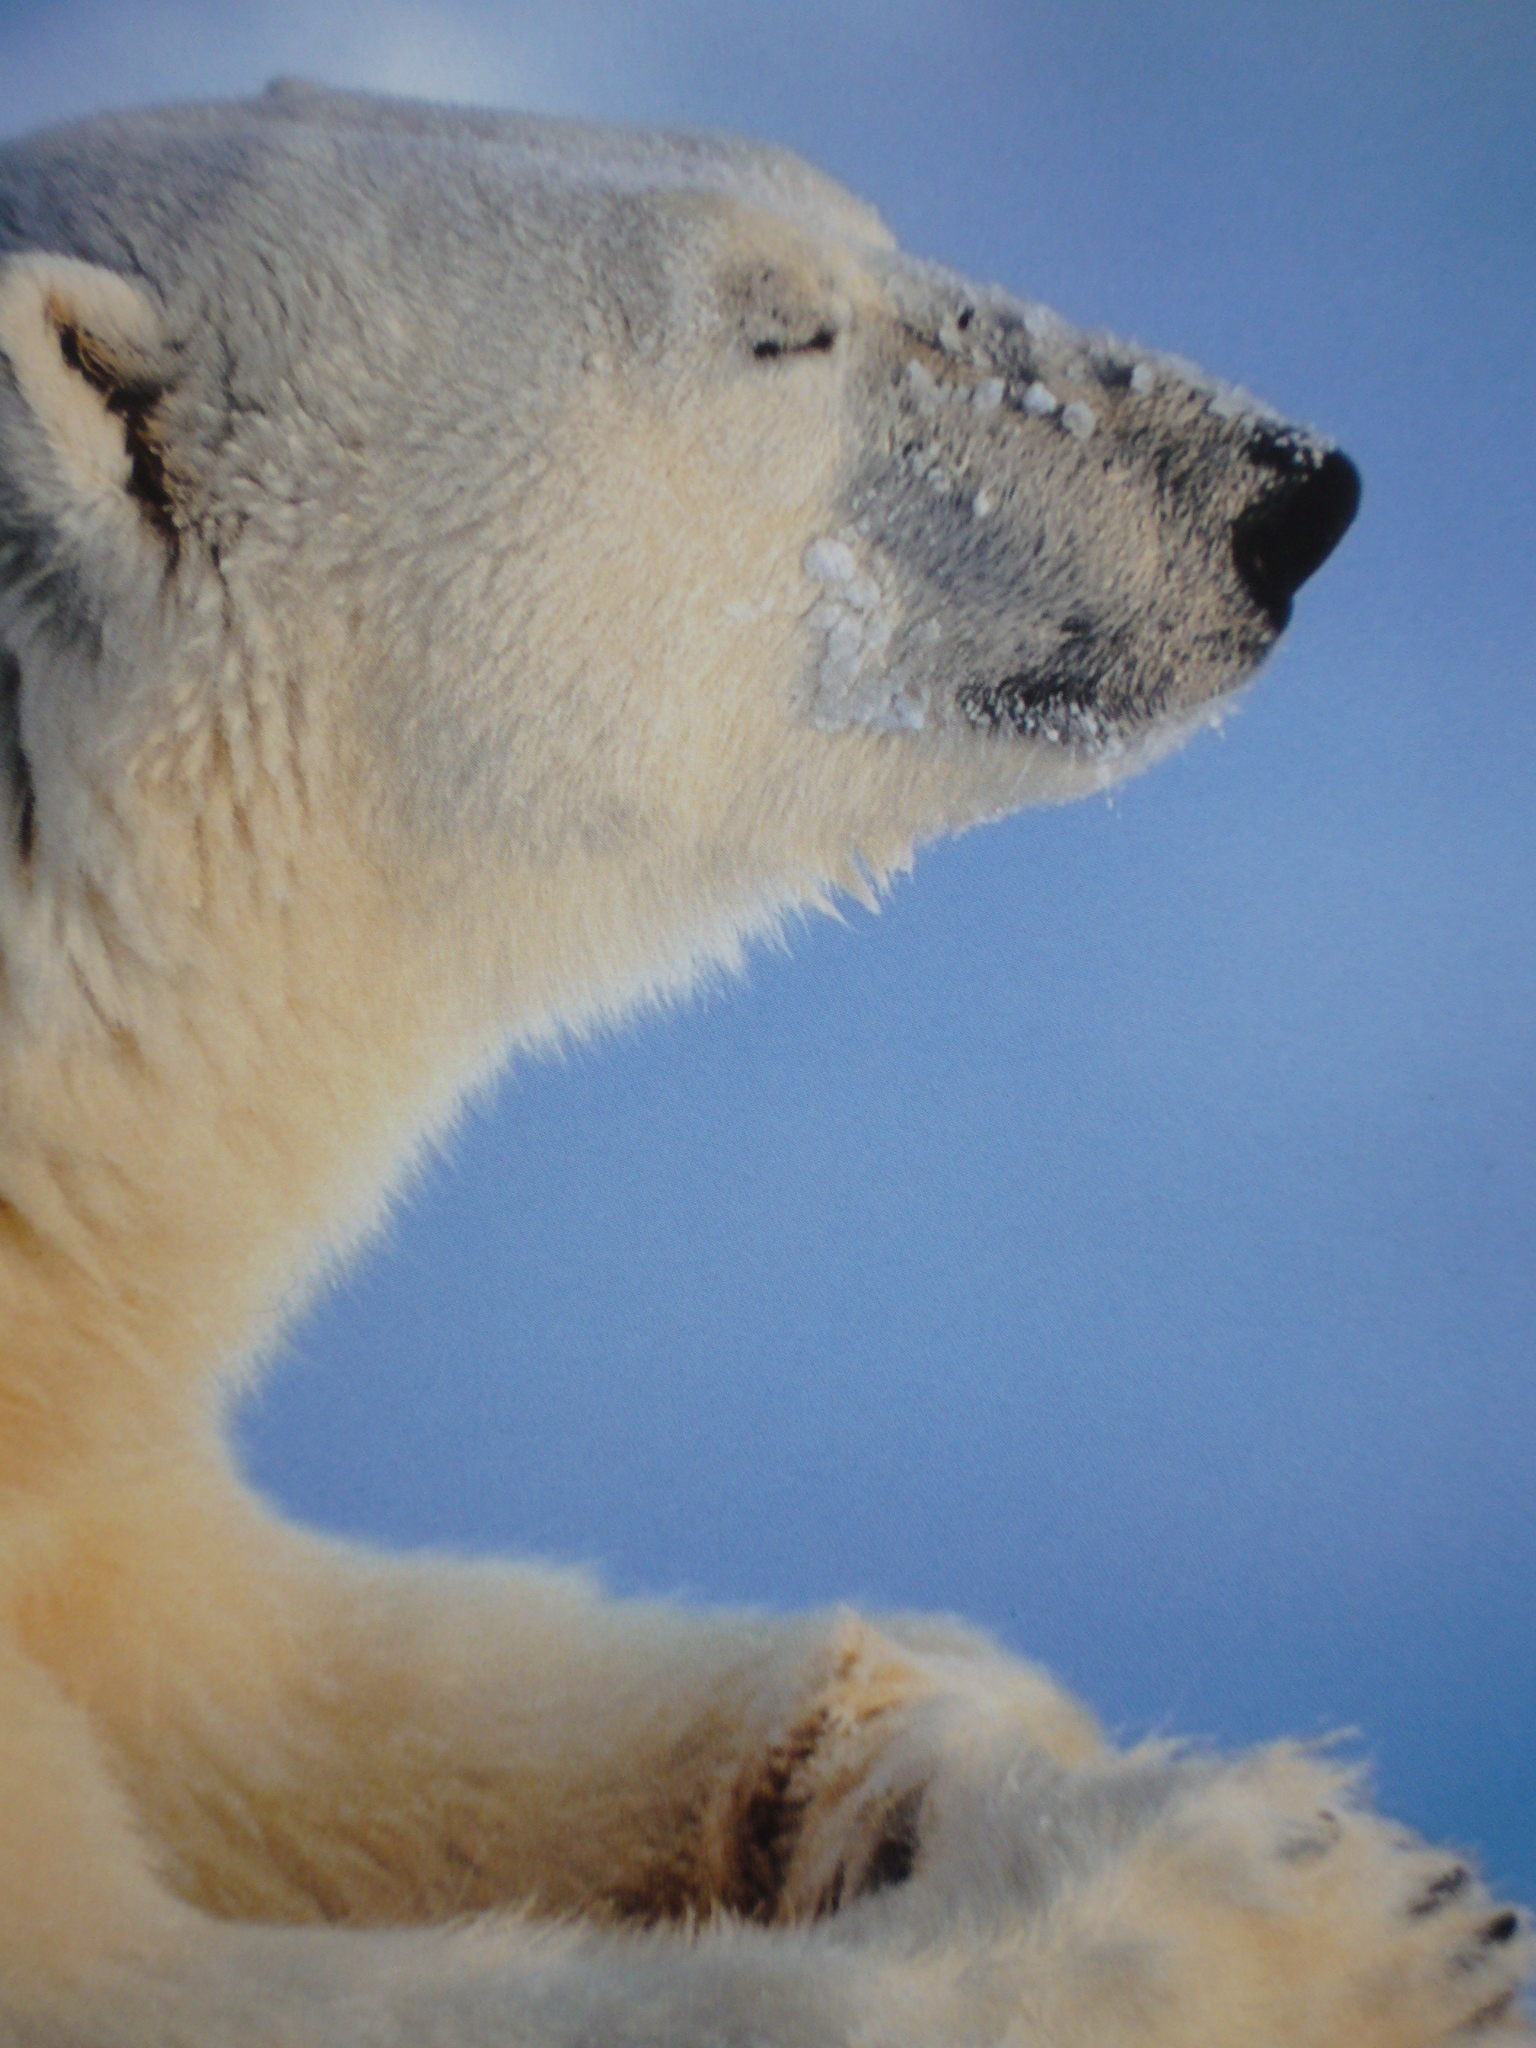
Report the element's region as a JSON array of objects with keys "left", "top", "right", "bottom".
[
  {"left": 0, "top": 863, "right": 493, "bottom": 1494},
  {"left": 0, "top": 767, "right": 832, "bottom": 1492}
]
